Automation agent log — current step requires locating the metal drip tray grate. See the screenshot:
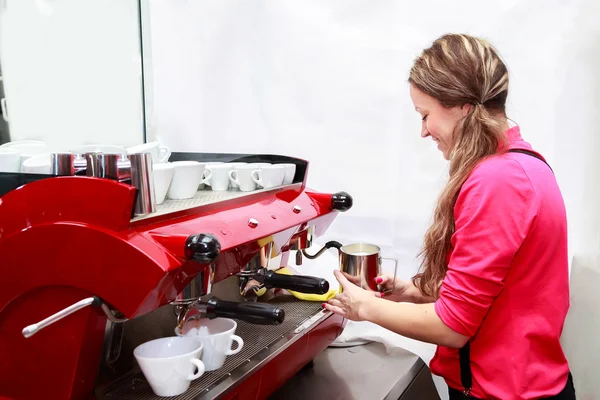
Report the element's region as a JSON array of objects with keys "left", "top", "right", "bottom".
[{"left": 99, "top": 298, "right": 323, "bottom": 400}]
